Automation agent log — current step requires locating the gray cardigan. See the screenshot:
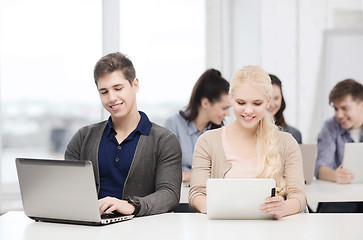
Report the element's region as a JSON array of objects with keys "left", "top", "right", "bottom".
[{"left": 65, "top": 120, "right": 182, "bottom": 216}]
